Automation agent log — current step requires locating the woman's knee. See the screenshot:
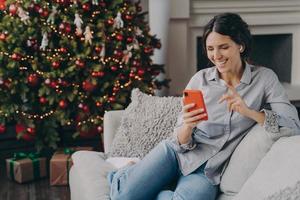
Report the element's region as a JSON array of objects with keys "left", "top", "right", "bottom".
[
  {"left": 110, "top": 178, "right": 135, "bottom": 200},
  {"left": 174, "top": 174, "right": 218, "bottom": 200},
  {"left": 109, "top": 170, "right": 134, "bottom": 200},
  {"left": 156, "top": 190, "right": 174, "bottom": 200}
]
